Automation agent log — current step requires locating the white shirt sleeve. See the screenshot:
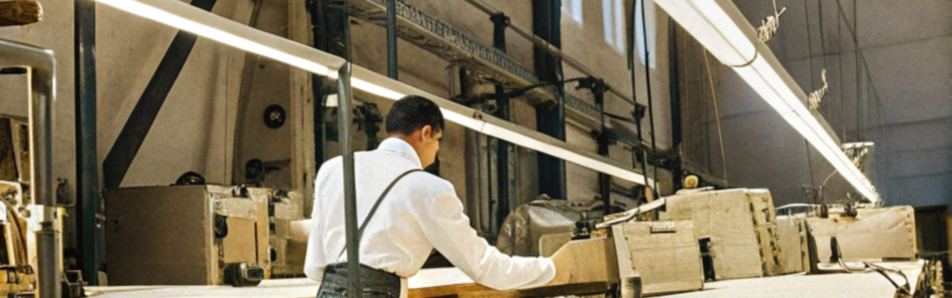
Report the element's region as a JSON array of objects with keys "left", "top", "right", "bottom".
[{"left": 412, "top": 184, "right": 556, "bottom": 290}]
